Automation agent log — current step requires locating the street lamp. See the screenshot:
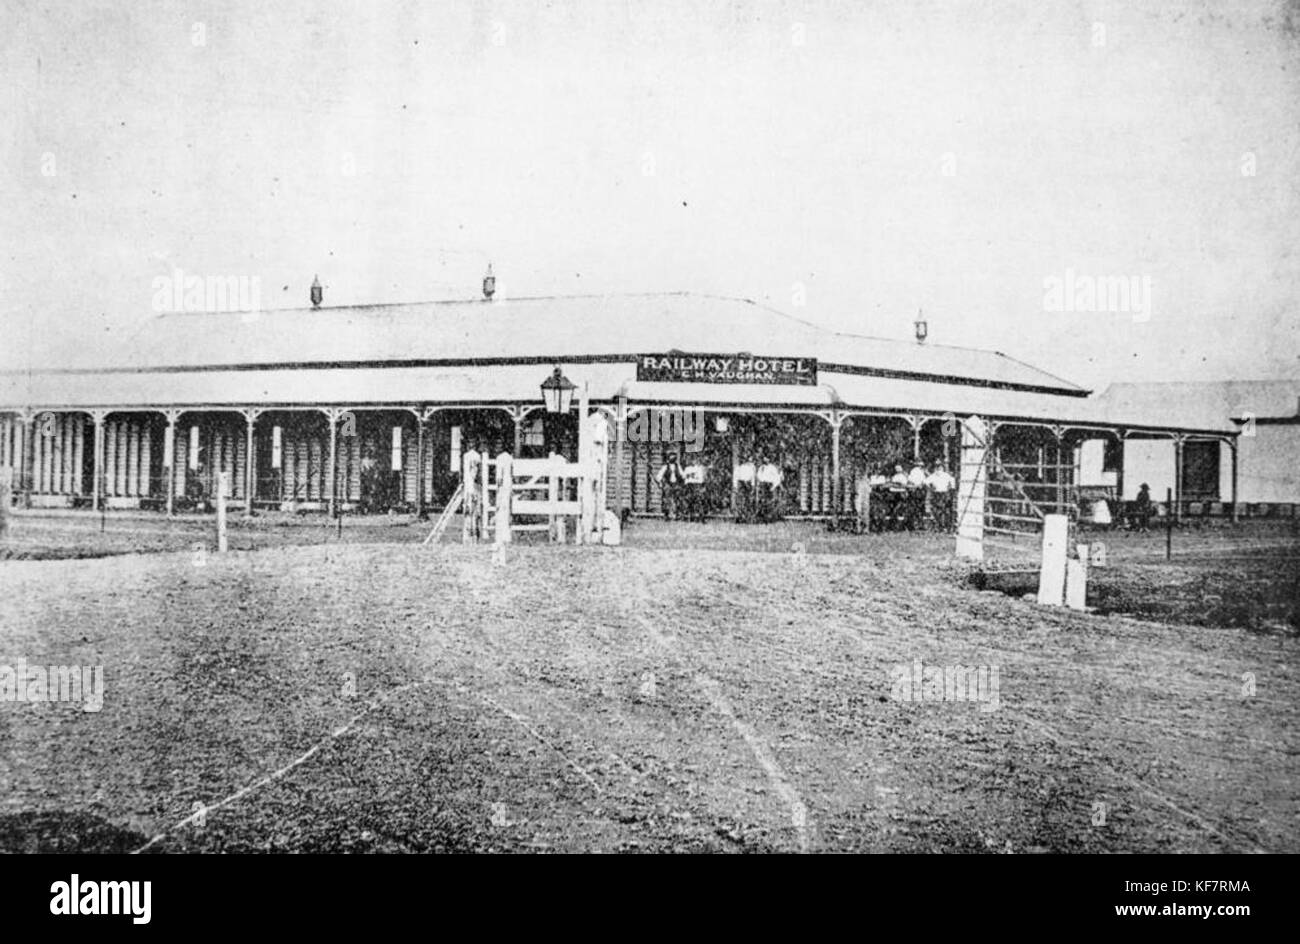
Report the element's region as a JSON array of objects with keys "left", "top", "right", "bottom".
[{"left": 540, "top": 366, "right": 576, "bottom": 415}]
